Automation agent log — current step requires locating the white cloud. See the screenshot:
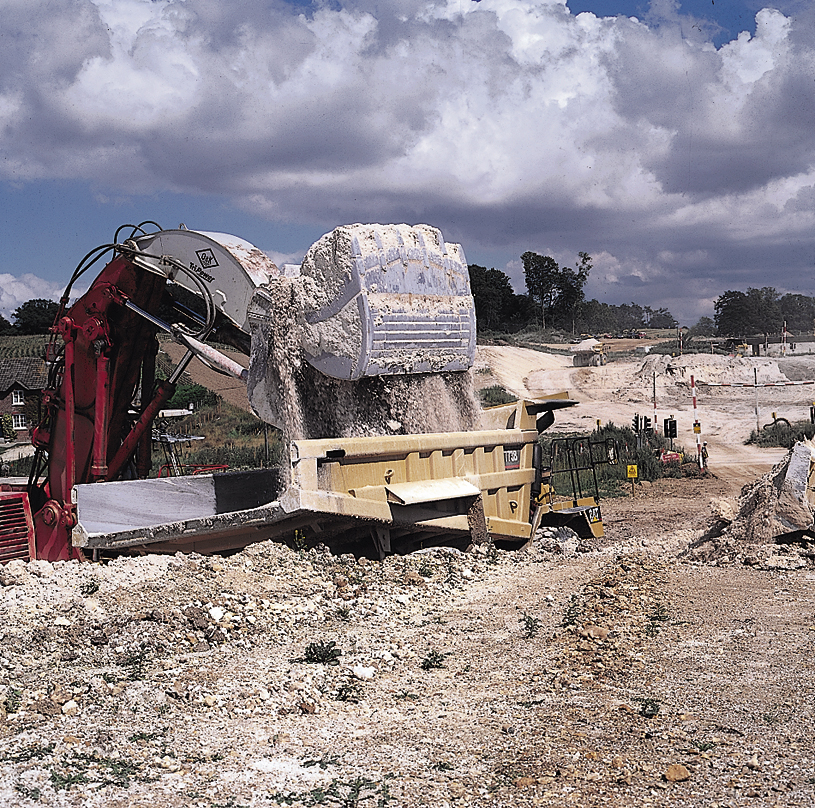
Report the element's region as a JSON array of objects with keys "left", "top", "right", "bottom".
[
  {"left": 0, "top": 1, "right": 814, "bottom": 325},
  {"left": 0, "top": 274, "right": 64, "bottom": 322}
]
